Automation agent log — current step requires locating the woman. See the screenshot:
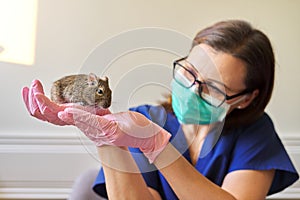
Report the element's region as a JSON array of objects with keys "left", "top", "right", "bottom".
[{"left": 22, "top": 20, "right": 298, "bottom": 200}]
